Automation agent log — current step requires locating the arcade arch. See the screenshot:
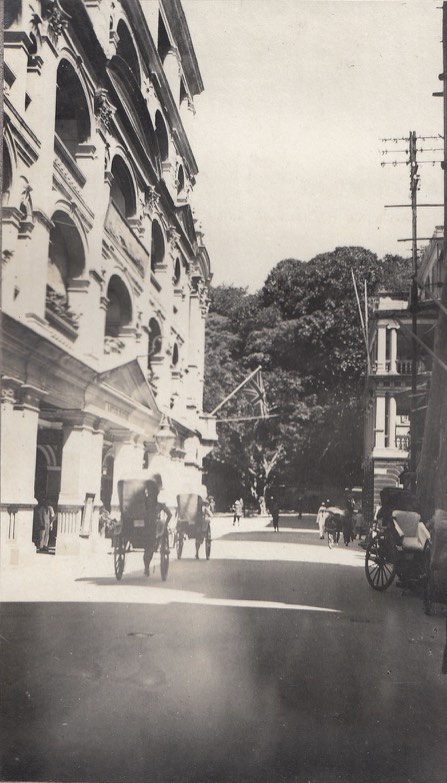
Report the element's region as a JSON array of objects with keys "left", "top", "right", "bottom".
[
  {"left": 47, "top": 210, "right": 85, "bottom": 300},
  {"left": 151, "top": 220, "right": 165, "bottom": 271},
  {"left": 116, "top": 19, "right": 141, "bottom": 85},
  {"left": 155, "top": 111, "right": 169, "bottom": 162},
  {"left": 55, "top": 60, "right": 91, "bottom": 157},
  {"left": 105, "top": 274, "right": 133, "bottom": 337},
  {"left": 110, "top": 156, "right": 137, "bottom": 218},
  {"left": 148, "top": 317, "right": 162, "bottom": 370}
]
